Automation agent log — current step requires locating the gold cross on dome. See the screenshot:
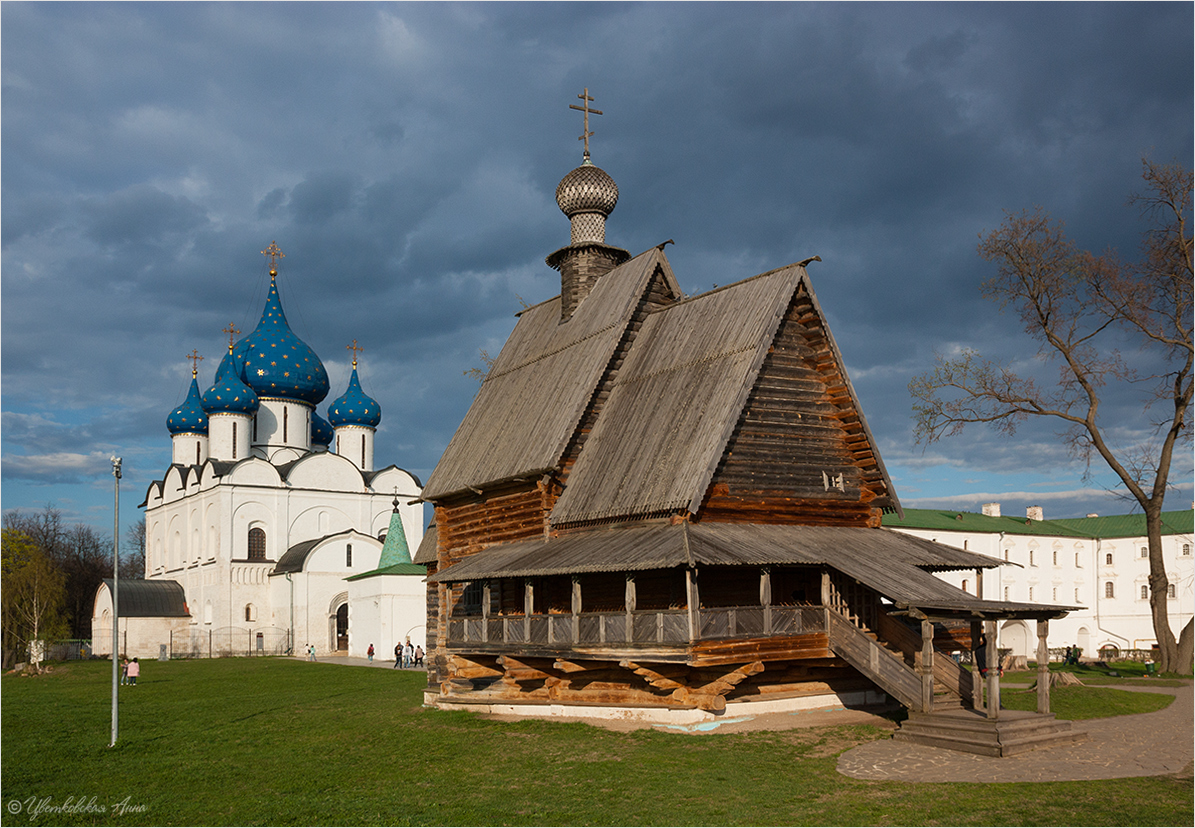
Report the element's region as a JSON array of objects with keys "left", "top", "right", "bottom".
[
  {"left": 222, "top": 322, "right": 241, "bottom": 352},
  {"left": 569, "top": 87, "right": 603, "bottom": 160},
  {"left": 185, "top": 349, "right": 204, "bottom": 378},
  {"left": 262, "top": 241, "right": 285, "bottom": 274},
  {"left": 346, "top": 339, "right": 364, "bottom": 368}
]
